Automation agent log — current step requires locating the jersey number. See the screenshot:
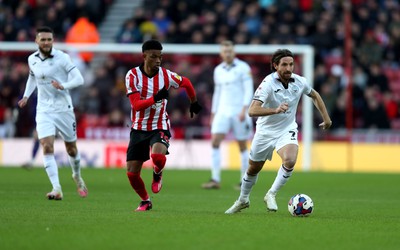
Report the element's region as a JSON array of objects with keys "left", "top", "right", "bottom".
[
  {"left": 289, "top": 130, "right": 296, "bottom": 140},
  {"left": 159, "top": 131, "right": 169, "bottom": 143}
]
